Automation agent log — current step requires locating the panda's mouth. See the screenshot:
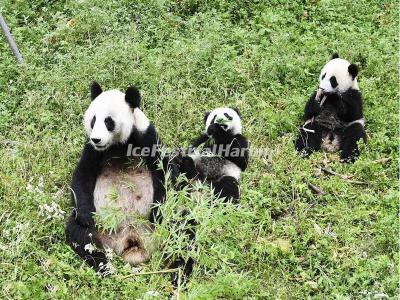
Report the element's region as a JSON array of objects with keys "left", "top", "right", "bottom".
[
  {"left": 315, "top": 88, "right": 325, "bottom": 100},
  {"left": 315, "top": 88, "right": 328, "bottom": 106},
  {"left": 92, "top": 143, "right": 109, "bottom": 151}
]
